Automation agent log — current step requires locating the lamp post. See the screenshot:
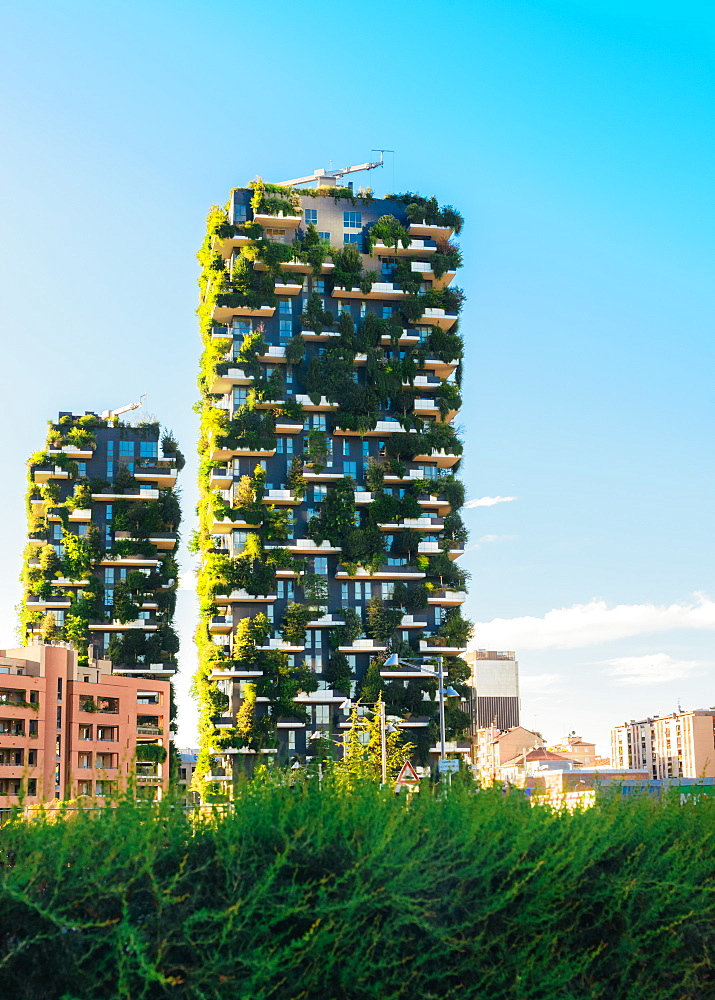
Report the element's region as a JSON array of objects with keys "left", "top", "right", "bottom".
[{"left": 383, "top": 652, "right": 460, "bottom": 772}]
